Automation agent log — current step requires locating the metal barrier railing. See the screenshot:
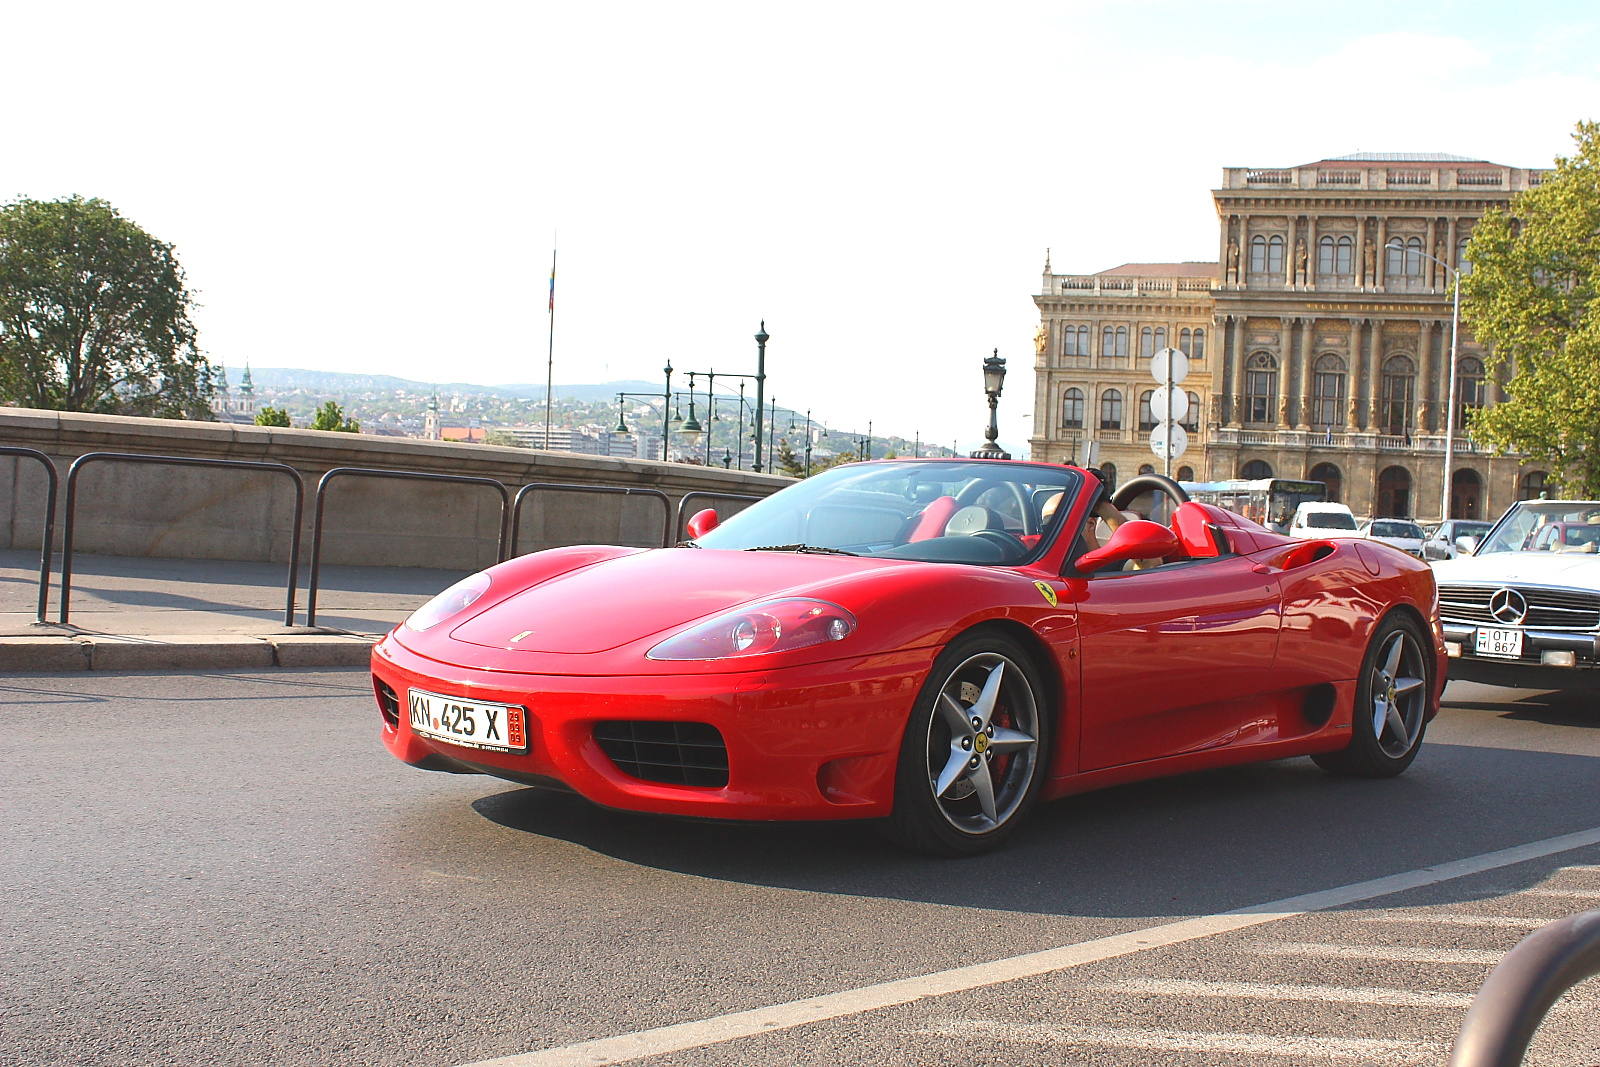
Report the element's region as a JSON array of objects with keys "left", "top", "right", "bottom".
[
  {"left": 59, "top": 453, "right": 305, "bottom": 627},
  {"left": 0, "top": 446, "right": 60, "bottom": 624},
  {"left": 306, "top": 467, "right": 510, "bottom": 627},
  {"left": 1449, "top": 908, "right": 1600, "bottom": 1066},
  {"left": 675, "top": 490, "right": 762, "bottom": 541},
  {"left": 510, "top": 482, "right": 674, "bottom": 554}
]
